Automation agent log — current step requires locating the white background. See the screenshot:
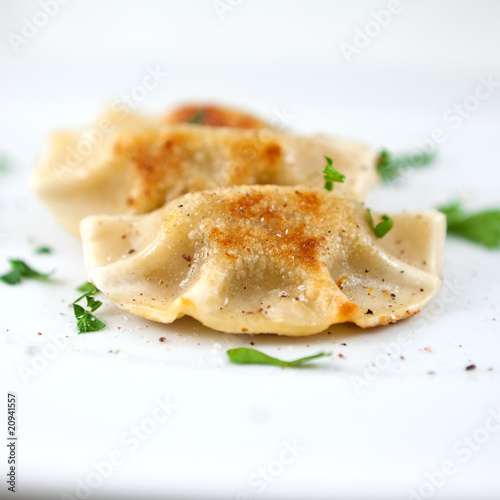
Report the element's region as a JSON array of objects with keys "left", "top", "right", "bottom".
[{"left": 1, "top": 1, "right": 500, "bottom": 500}]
